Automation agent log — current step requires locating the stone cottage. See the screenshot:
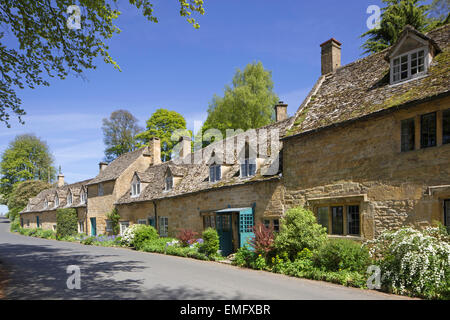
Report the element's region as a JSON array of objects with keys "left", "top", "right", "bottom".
[{"left": 20, "top": 24, "right": 449, "bottom": 254}]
